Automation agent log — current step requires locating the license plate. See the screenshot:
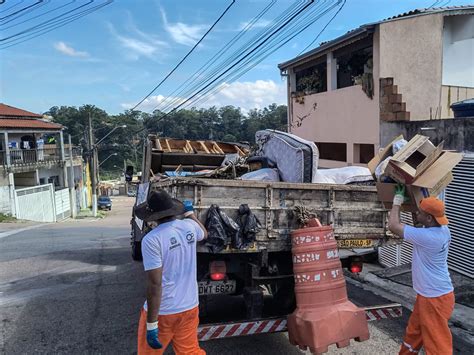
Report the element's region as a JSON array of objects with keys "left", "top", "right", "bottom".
[
  {"left": 198, "top": 280, "right": 236, "bottom": 295},
  {"left": 338, "top": 239, "right": 374, "bottom": 248}
]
